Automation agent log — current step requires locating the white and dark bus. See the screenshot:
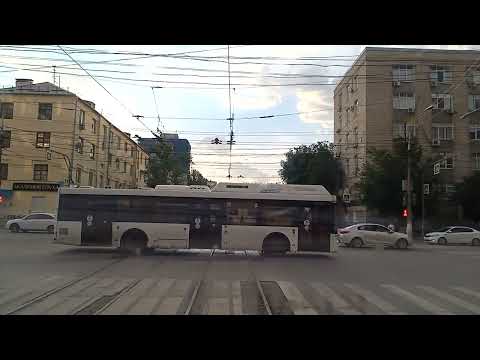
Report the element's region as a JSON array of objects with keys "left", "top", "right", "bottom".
[{"left": 54, "top": 182, "right": 337, "bottom": 255}]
